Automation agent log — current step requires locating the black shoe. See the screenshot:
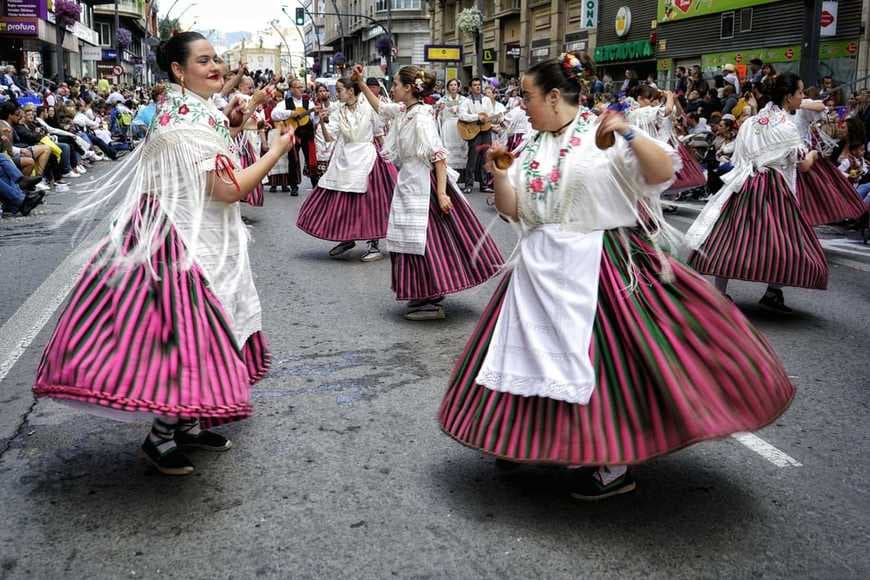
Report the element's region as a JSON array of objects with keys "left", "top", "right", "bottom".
[
  {"left": 281, "top": 185, "right": 290, "bottom": 192},
  {"left": 269, "top": 185, "right": 277, "bottom": 192},
  {"left": 329, "top": 240, "right": 356, "bottom": 257},
  {"left": 18, "top": 175, "right": 42, "bottom": 191},
  {"left": 141, "top": 438, "right": 194, "bottom": 476},
  {"left": 290, "top": 186, "right": 299, "bottom": 196},
  {"left": 17, "top": 191, "right": 45, "bottom": 216},
  {"left": 463, "top": 185, "right": 473, "bottom": 194},
  {"left": 759, "top": 288, "right": 792, "bottom": 313},
  {"left": 175, "top": 429, "right": 232, "bottom": 452},
  {"left": 570, "top": 469, "right": 637, "bottom": 501}
]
